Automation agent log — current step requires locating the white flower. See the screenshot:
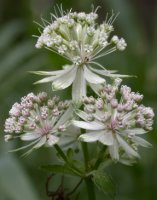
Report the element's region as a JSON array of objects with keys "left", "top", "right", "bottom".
[
  {"left": 33, "top": 8, "right": 129, "bottom": 104},
  {"left": 72, "top": 79, "right": 154, "bottom": 162},
  {"left": 4, "top": 92, "right": 74, "bottom": 155}
]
